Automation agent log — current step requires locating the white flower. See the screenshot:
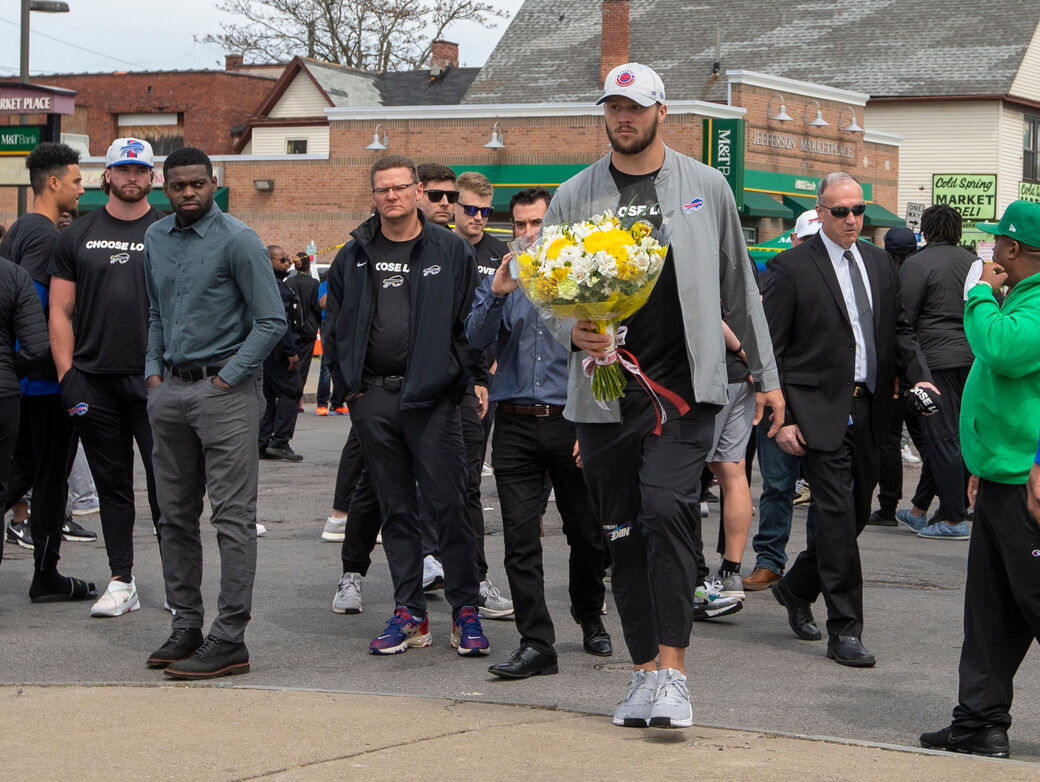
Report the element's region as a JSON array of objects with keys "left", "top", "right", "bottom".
[{"left": 594, "top": 250, "right": 618, "bottom": 278}]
